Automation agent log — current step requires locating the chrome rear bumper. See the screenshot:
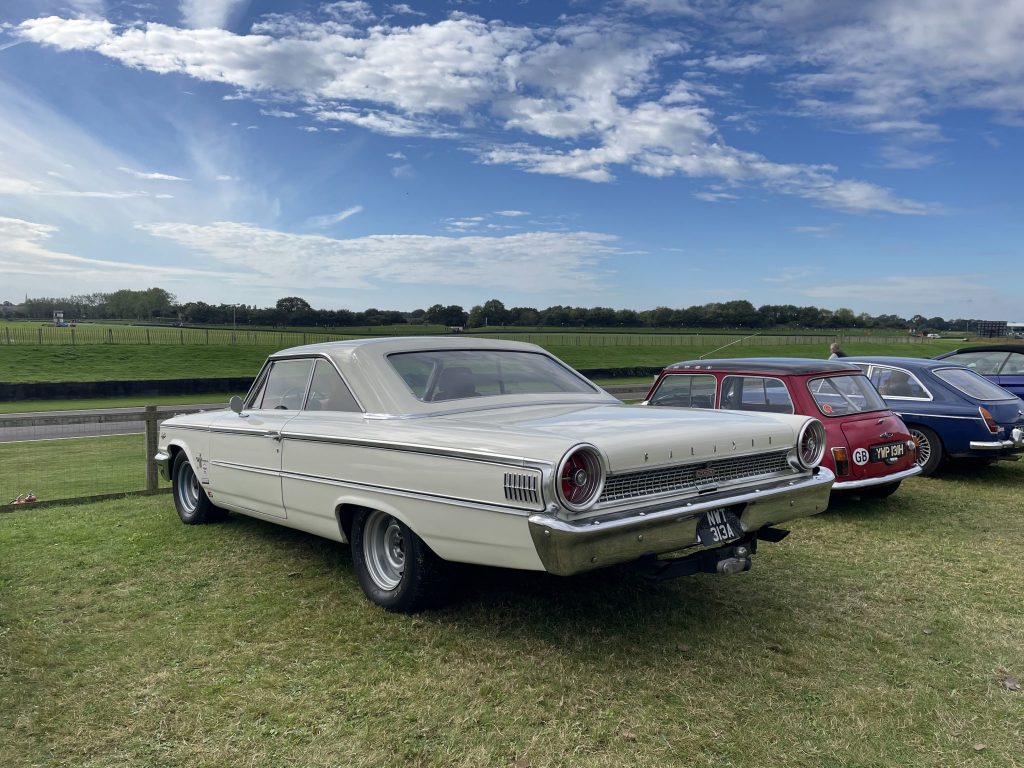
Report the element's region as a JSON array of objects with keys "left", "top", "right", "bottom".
[
  {"left": 832, "top": 464, "right": 921, "bottom": 490},
  {"left": 527, "top": 468, "right": 834, "bottom": 576}
]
